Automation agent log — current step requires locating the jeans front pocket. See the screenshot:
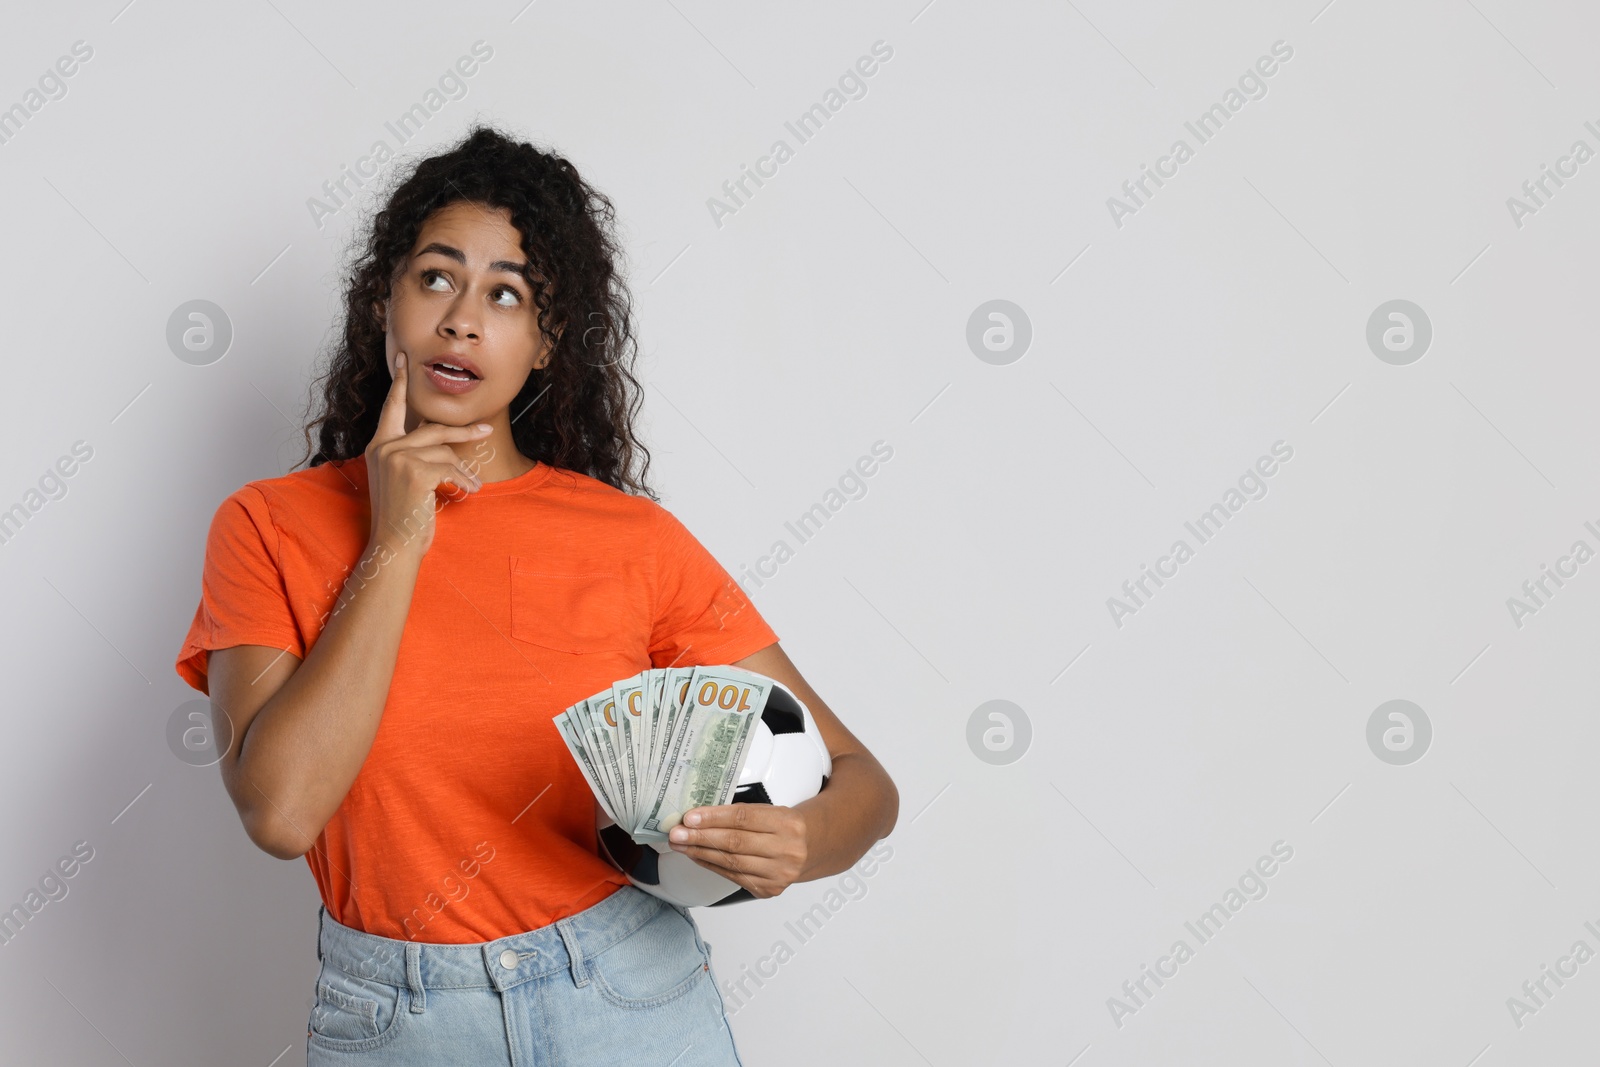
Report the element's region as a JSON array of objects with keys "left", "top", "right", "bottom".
[
  {"left": 308, "top": 963, "right": 409, "bottom": 1052},
  {"left": 588, "top": 902, "right": 708, "bottom": 1010}
]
